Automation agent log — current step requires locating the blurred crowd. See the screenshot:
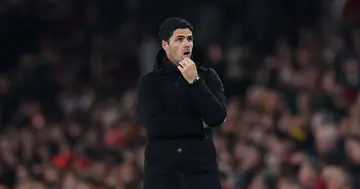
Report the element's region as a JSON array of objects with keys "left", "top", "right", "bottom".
[{"left": 1, "top": 0, "right": 360, "bottom": 189}]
